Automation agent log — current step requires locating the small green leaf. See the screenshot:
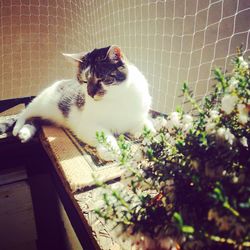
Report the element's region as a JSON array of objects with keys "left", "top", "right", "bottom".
[
  {"left": 182, "top": 82, "right": 188, "bottom": 93},
  {"left": 103, "top": 193, "right": 110, "bottom": 206},
  {"left": 173, "top": 212, "right": 183, "bottom": 227},
  {"left": 182, "top": 225, "right": 195, "bottom": 234},
  {"left": 199, "top": 132, "right": 208, "bottom": 146},
  {"left": 213, "top": 187, "right": 225, "bottom": 202},
  {"left": 147, "top": 148, "right": 154, "bottom": 158},
  {"left": 176, "top": 105, "right": 183, "bottom": 113}
]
